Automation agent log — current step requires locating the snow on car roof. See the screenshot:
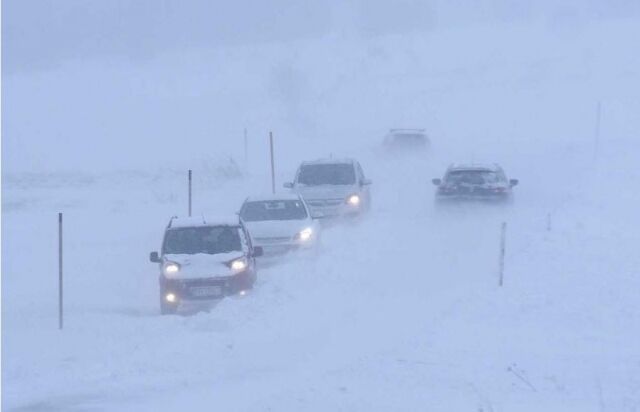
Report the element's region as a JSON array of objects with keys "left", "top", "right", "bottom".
[
  {"left": 168, "top": 215, "right": 240, "bottom": 228},
  {"left": 448, "top": 163, "right": 502, "bottom": 172},
  {"left": 300, "top": 158, "right": 355, "bottom": 166},
  {"left": 244, "top": 193, "right": 302, "bottom": 202}
]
